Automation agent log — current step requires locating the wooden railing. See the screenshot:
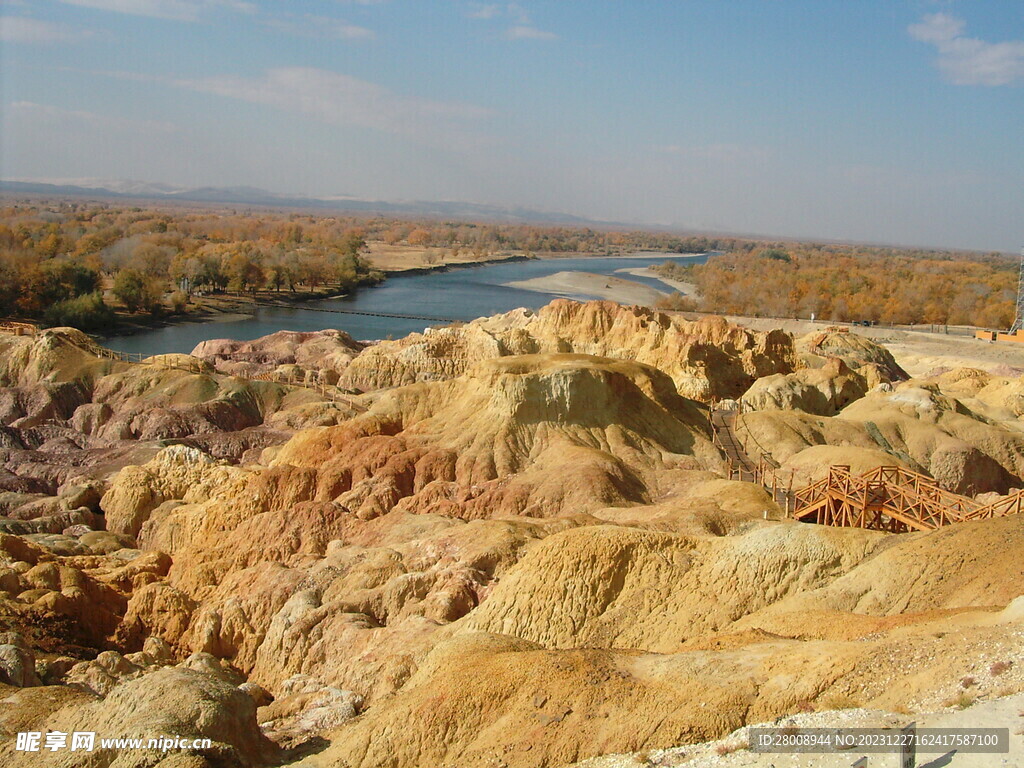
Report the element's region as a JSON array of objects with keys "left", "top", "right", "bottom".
[
  {"left": 710, "top": 399, "right": 1024, "bottom": 531},
  {"left": 81, "top": 345, "right": 200, "bottom": 372},
  {"left": 790, "top": 464, "right": 1024, "bottom": 532},
  {"left": 0, "top": 321, "right": 39, "bottom": 337},
  {"left": 710, "top": 400, "right": 796, "bottom": 513},
  {"left": 245, "top": 369, "right": 368, "bottom": 410},
  {"left": 968, "top": 490, "right": 1024, "bottom": 520}
]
